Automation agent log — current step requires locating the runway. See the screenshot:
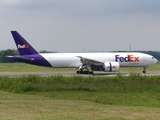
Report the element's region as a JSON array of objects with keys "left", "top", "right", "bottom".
[{"left": 0, "top": 72, "right": 160, "bottom": 78}]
